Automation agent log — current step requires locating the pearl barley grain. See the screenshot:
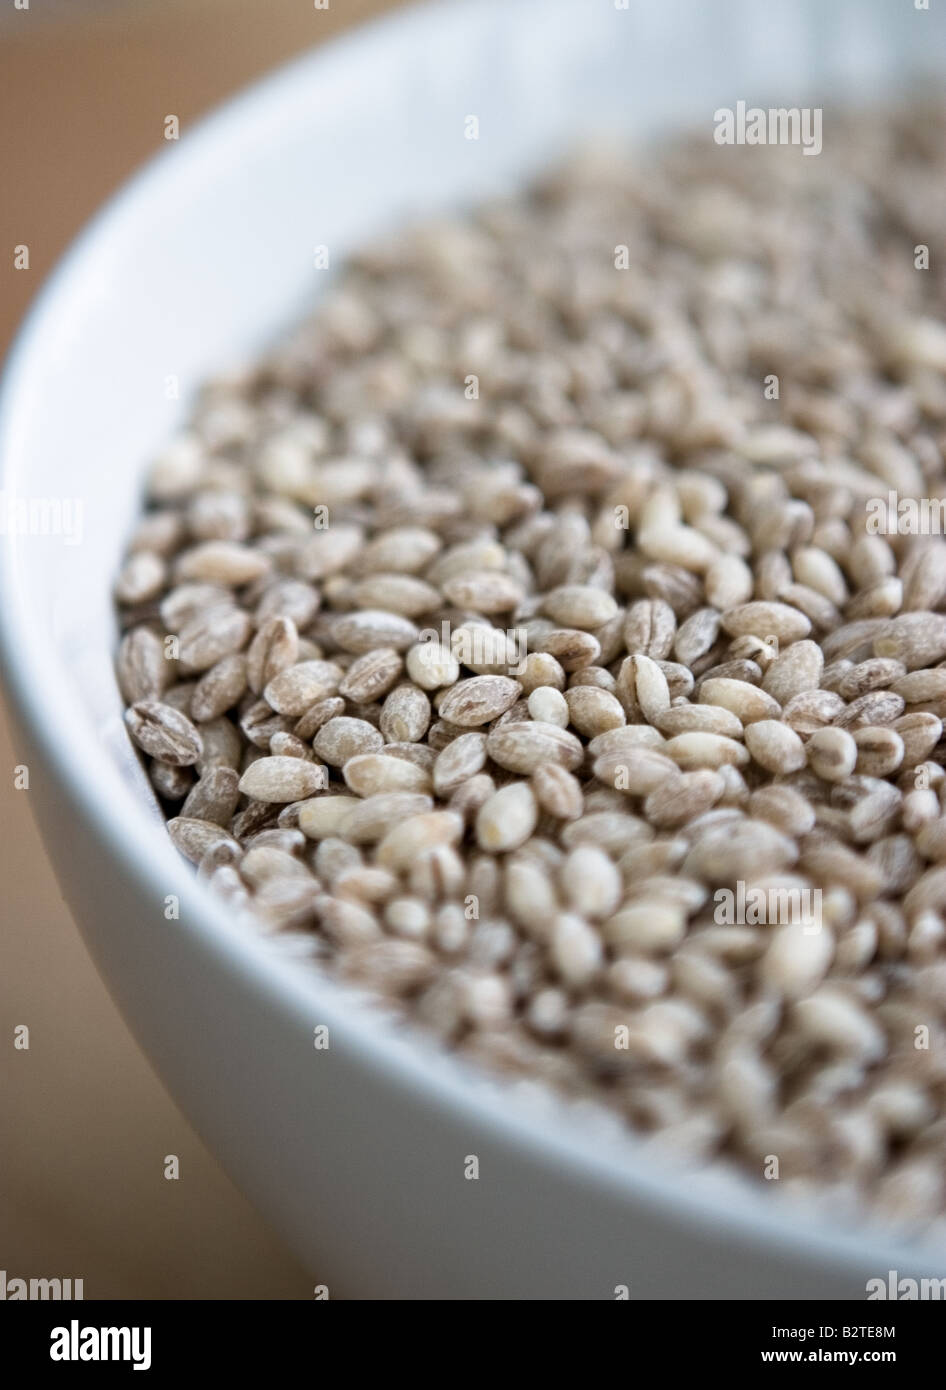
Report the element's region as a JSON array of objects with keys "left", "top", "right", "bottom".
[
  {"left": 476, "top": 782, "right": 538, "bottom": 853},
  {"left": 527, "top": 686, "right": 569, "bottom": 728},
  {"left": 807, "top": 727, "right": 858, "bottom": 784},
  {"left": 406, "top": 642, "right": 460, "bottom": 691},
  {"left": 562, "top": 845, "right": 621, "bottom": 919},
  {"left": 117, "top": 103, "right": 946, "bottom": 1230}
]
